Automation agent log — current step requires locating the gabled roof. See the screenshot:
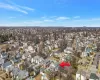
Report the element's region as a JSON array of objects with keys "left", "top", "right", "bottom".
[
  {"left": 11, "top": 57, "right": 20, "bottom": 63},
  {"left": 12, "top": 67, "right": 20, "bottom": 76},
  {"left": 15, "top": 53, "right": 21, "bottom": 58},
  {"left": 59, "top": 62, "right": 71, "bottom": 68},
  {"left": 1, "top": 52, "right": 8, "bottom": 58},
  {"left": 26, "top": 77, "right": 33, "bottom": 80},
  {"left": 17, "top": 70, "right": 29, "bottom": 79},
  {"left": 90, "top": 73, "right": 99, "bottom": 79},
  {"left": 2, "top": 61, "right": 12, "bottom": 68},
  {"left": 0, "top": 58, "right": 4, "bottom": 65}
]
